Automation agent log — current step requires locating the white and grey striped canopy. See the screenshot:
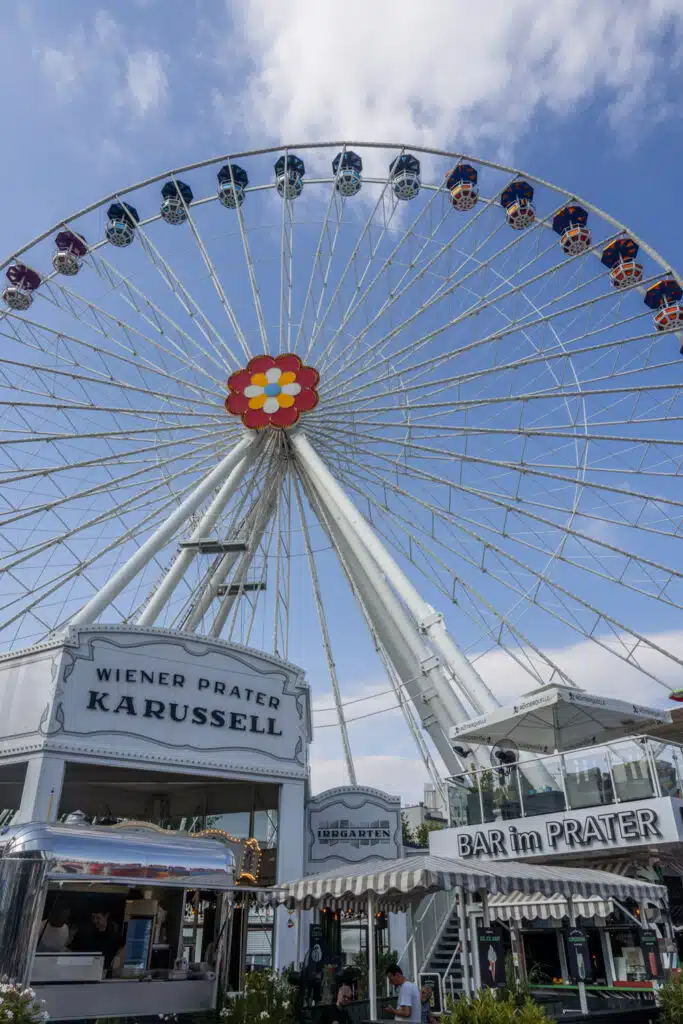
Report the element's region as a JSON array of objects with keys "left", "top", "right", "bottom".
[{"left": 274, "top": 854, "right": 668, "bottom": 910}]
